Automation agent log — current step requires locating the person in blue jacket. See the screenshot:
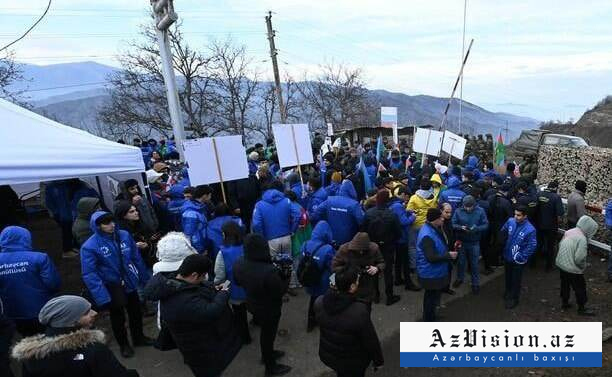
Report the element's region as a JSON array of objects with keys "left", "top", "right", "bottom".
[
  {"left": 606, "top": 198, "right": 612, "bottom": 282},
  {"left": 301, "top": 221, "right": 336, "bottom": 332},
  {"left": 80, "top": 211, "right": 153, "bottom": 358},
  {"left": 208, "top": 203, "right": 244, "bottom": 262},
  {"left": 0, "top": 226, "right": 61, "bottom": 337},
  {"left": 213, "top": 221, "right": 251, "bottom": 344},
  {"left": 451, "top": 195, "right": 489, "bottom": 294},
  {"left": 181, "top": 185, "right": 212, "bottom": 254},
  {"left": 438, "top": 176, "right": 465, "bottom": 212},
  {"left": 416, "top": 208, "right": 458, "bottom": 322},
  {"left": 388, "top": 186, "right": 419, "bottom": 291},
  {"left": 312, "top": 180, "right": 365, "bottom": 246},
  {"left": 287, "top": 172, "right": 306, "bottom": 209},
  {"left": 252, "top": 180, "right": 301, "bottom": 256},
  {"left": 465, "top": 155, "right": 482, "bottom": 181},
  {"left": 499, "top": 205, "right": 537, "bottom": 309},
  {"left": 306, "top": 176, "right": 328, "bottom": 216},
  {"left": 387, "top": 150, "right": 403, "bottom": 170}
]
